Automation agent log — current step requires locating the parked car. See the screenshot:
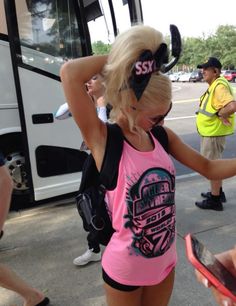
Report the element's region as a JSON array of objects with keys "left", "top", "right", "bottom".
[
  {"left": 178, "top": 72, "right": 192, "bottom": 82},
  {"left": 223, "top": 70, "right": 236, "bottom": 82},
  {"left": 189, "top": 70, "right": 203, "bottom": 82},
  {"left": 221, "top": 70, "right": 226, "bottom": 77},
  {"left": 168, "top": 72, "right": 182, "bottom": 82}
]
